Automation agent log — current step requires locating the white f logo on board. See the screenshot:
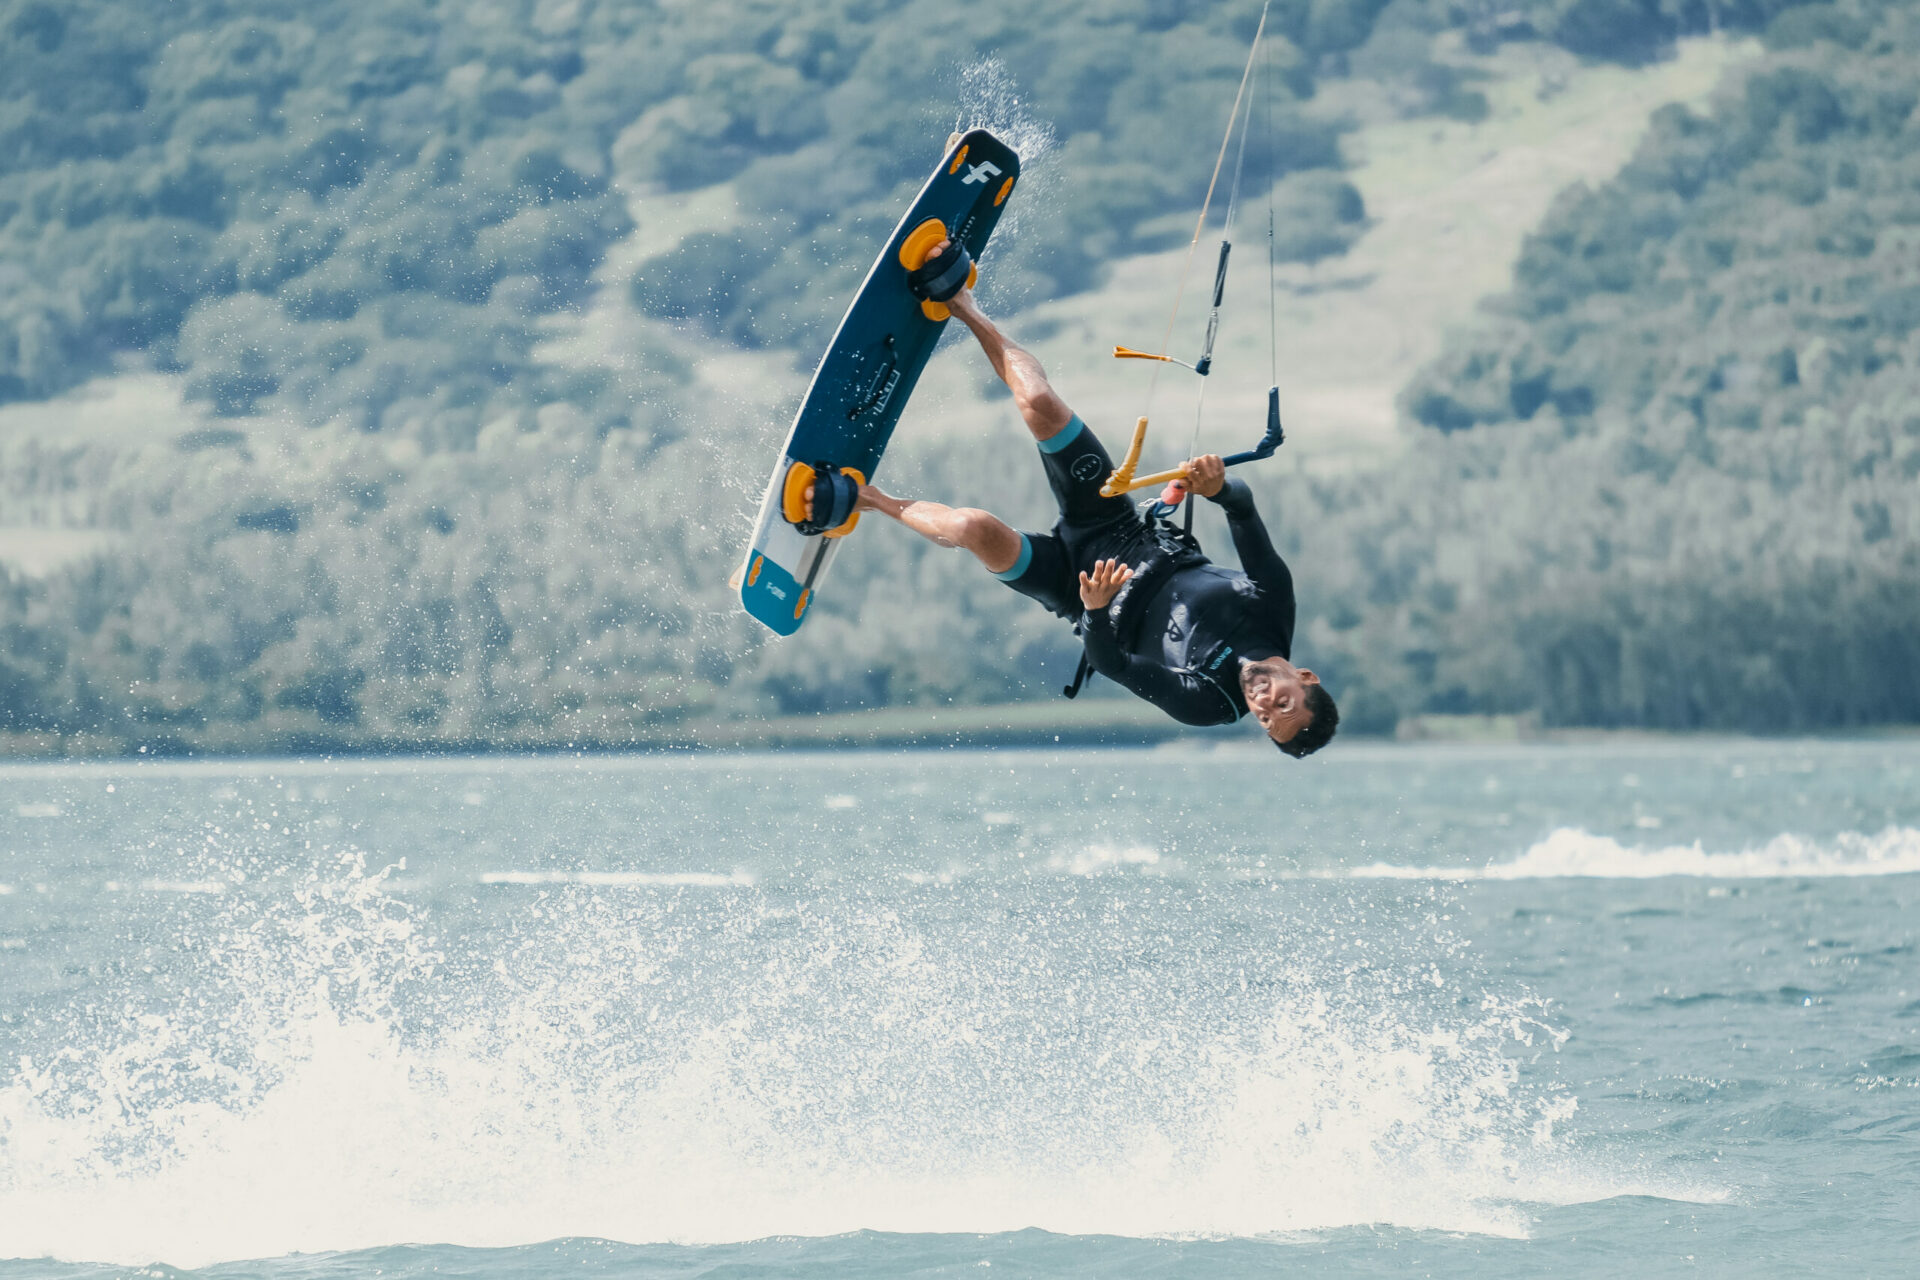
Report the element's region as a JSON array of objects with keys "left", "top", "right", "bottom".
[{"left": 961, "top": 160, "right": 1002, "bottom": 186}]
